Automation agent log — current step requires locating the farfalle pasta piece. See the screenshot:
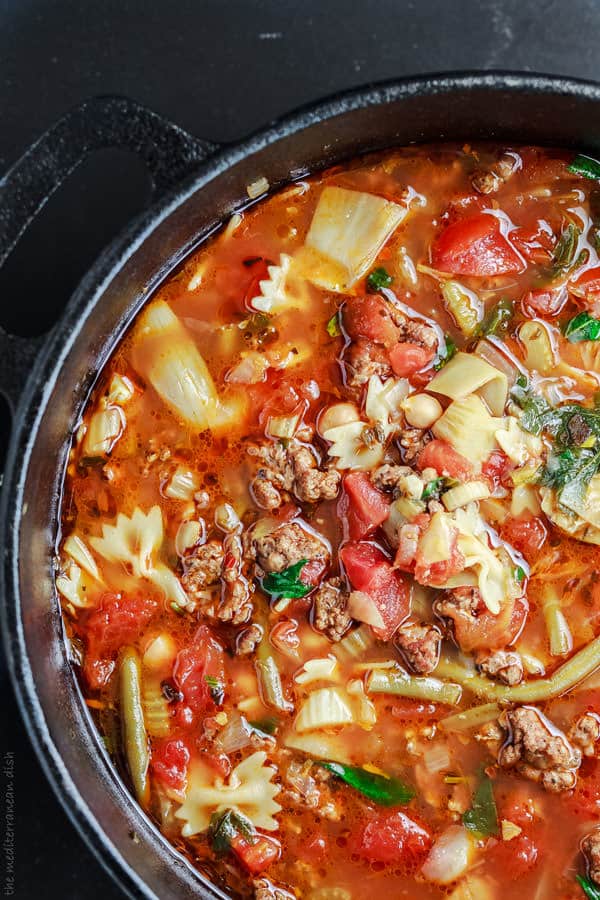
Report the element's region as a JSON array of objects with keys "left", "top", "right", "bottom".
[
  {"left": 249, "top": 254, "right": 293, "bottom": 312},
  {"left": 175, "top": 751, "right": 282, "bottom": 836},
  {"left": 89, "top": 505, "right": 191, "bottom": 609}
]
